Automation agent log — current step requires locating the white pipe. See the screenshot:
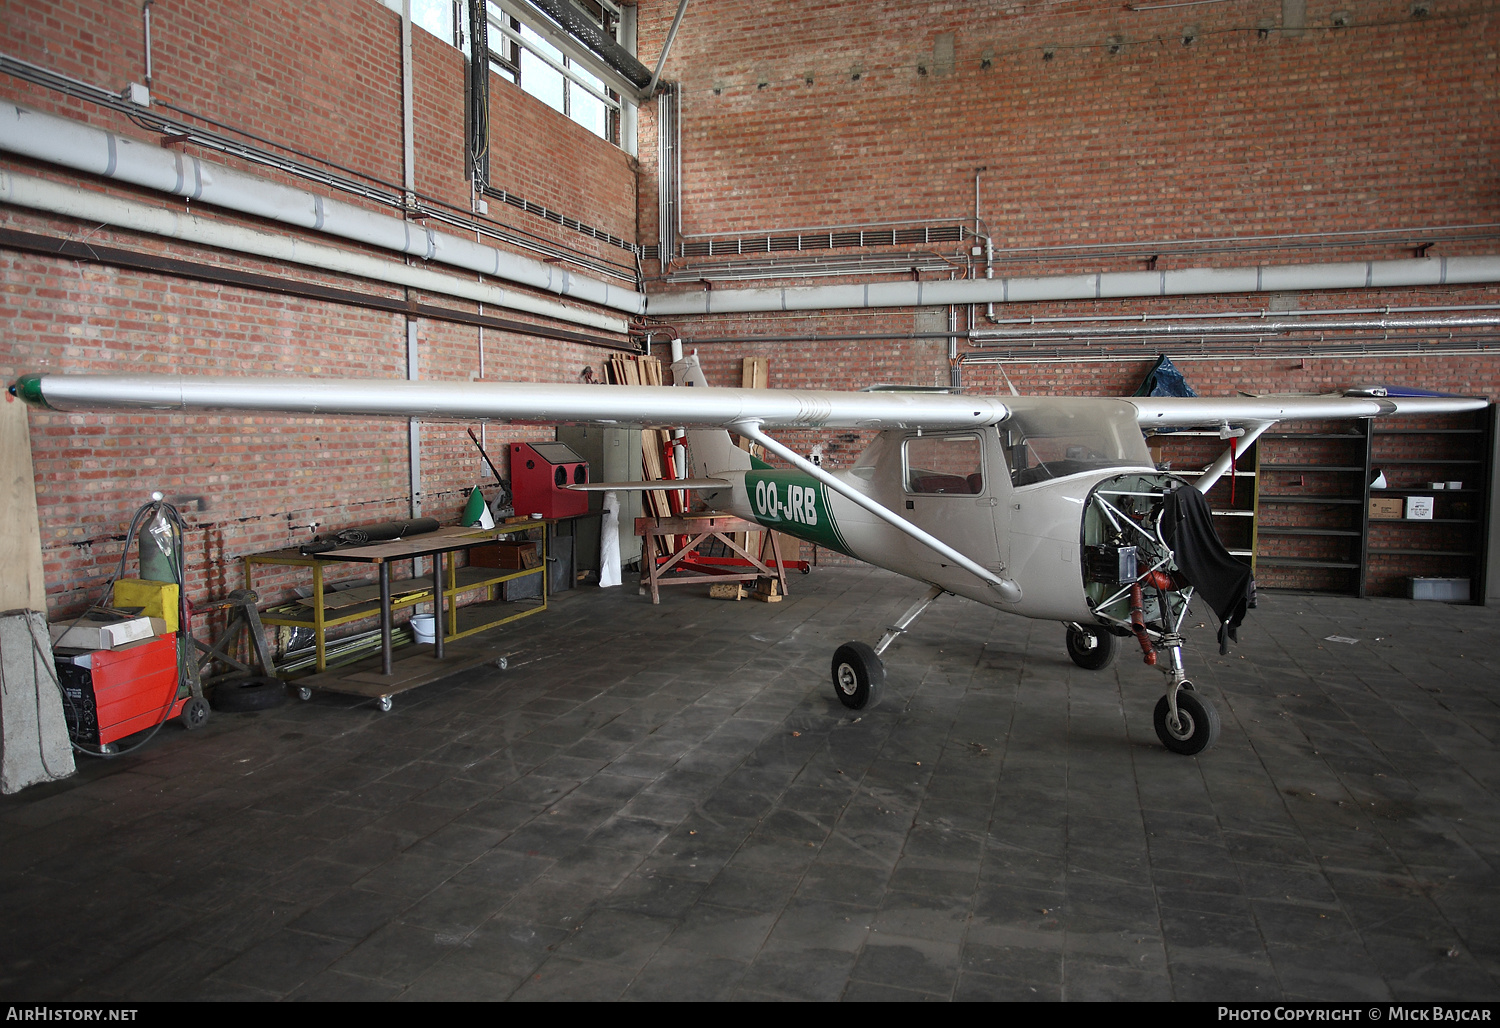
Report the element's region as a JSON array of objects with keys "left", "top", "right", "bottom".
[
  {"left": 971, "top": 314, "right": 1500, "bottom": 342},
  {"left": 648, "top": 255, "right": 1500, "bottom": 316},
  {"left": 0, "top": 102, "right": 646, "bottom": 317},
  {"left": 0, "top": 169, "right": 628, "bottom": 334}
]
